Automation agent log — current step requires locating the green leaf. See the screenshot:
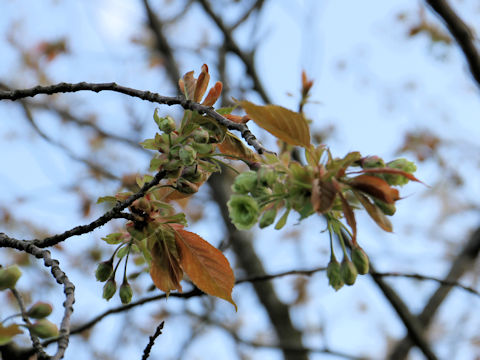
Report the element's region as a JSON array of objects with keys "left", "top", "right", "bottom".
[
  {"left": 239, "top": 100, "right": 311, "bottom": 148},
  {"left": 97, "top": 196, "right": 117, "bottom": 204},
  {"left": 139, "top": 138, "right": 159, "bottom": 150},
  {"left": 101, "top": 233, "right": 124, "bottom": 245},
  {"left": 149, "top": 157, "right": 166, "bottom": 172},
  {"left": 215, "top": 106, "right": 235, "bottom": 115},
  {"left": 0, "top": 324, "right": 23, "bottom": 345},
  {"left": 275, "top": 207, "right": 291, "bottom": 230},
  {"left": 117, "top": 245, "right": 130, "bottom": 259}
]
